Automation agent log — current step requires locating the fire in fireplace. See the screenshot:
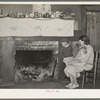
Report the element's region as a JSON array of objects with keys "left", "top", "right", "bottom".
[{"left": 14, "top": 41, "right": 58, "bottom": 83}]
